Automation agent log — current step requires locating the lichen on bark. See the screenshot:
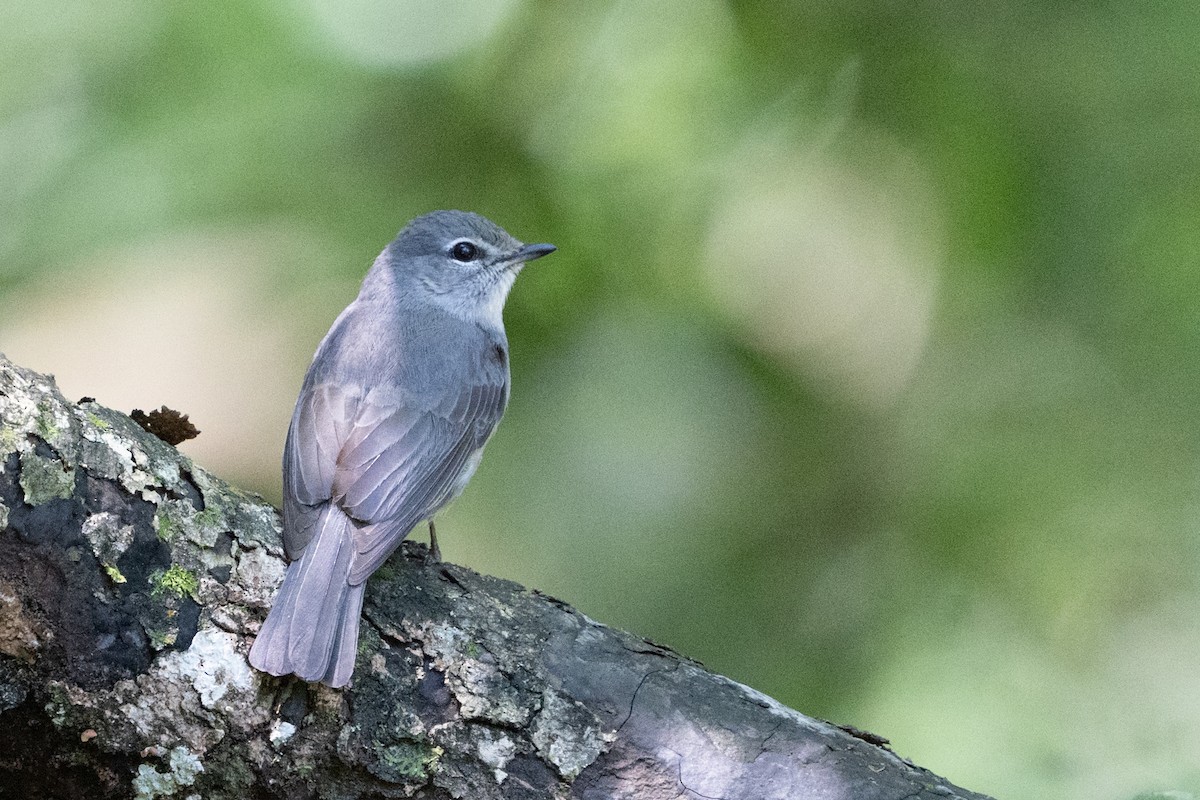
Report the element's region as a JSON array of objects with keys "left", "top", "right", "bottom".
[{"left": 0, "top": 353, "right": 993, "bottom": 800}]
